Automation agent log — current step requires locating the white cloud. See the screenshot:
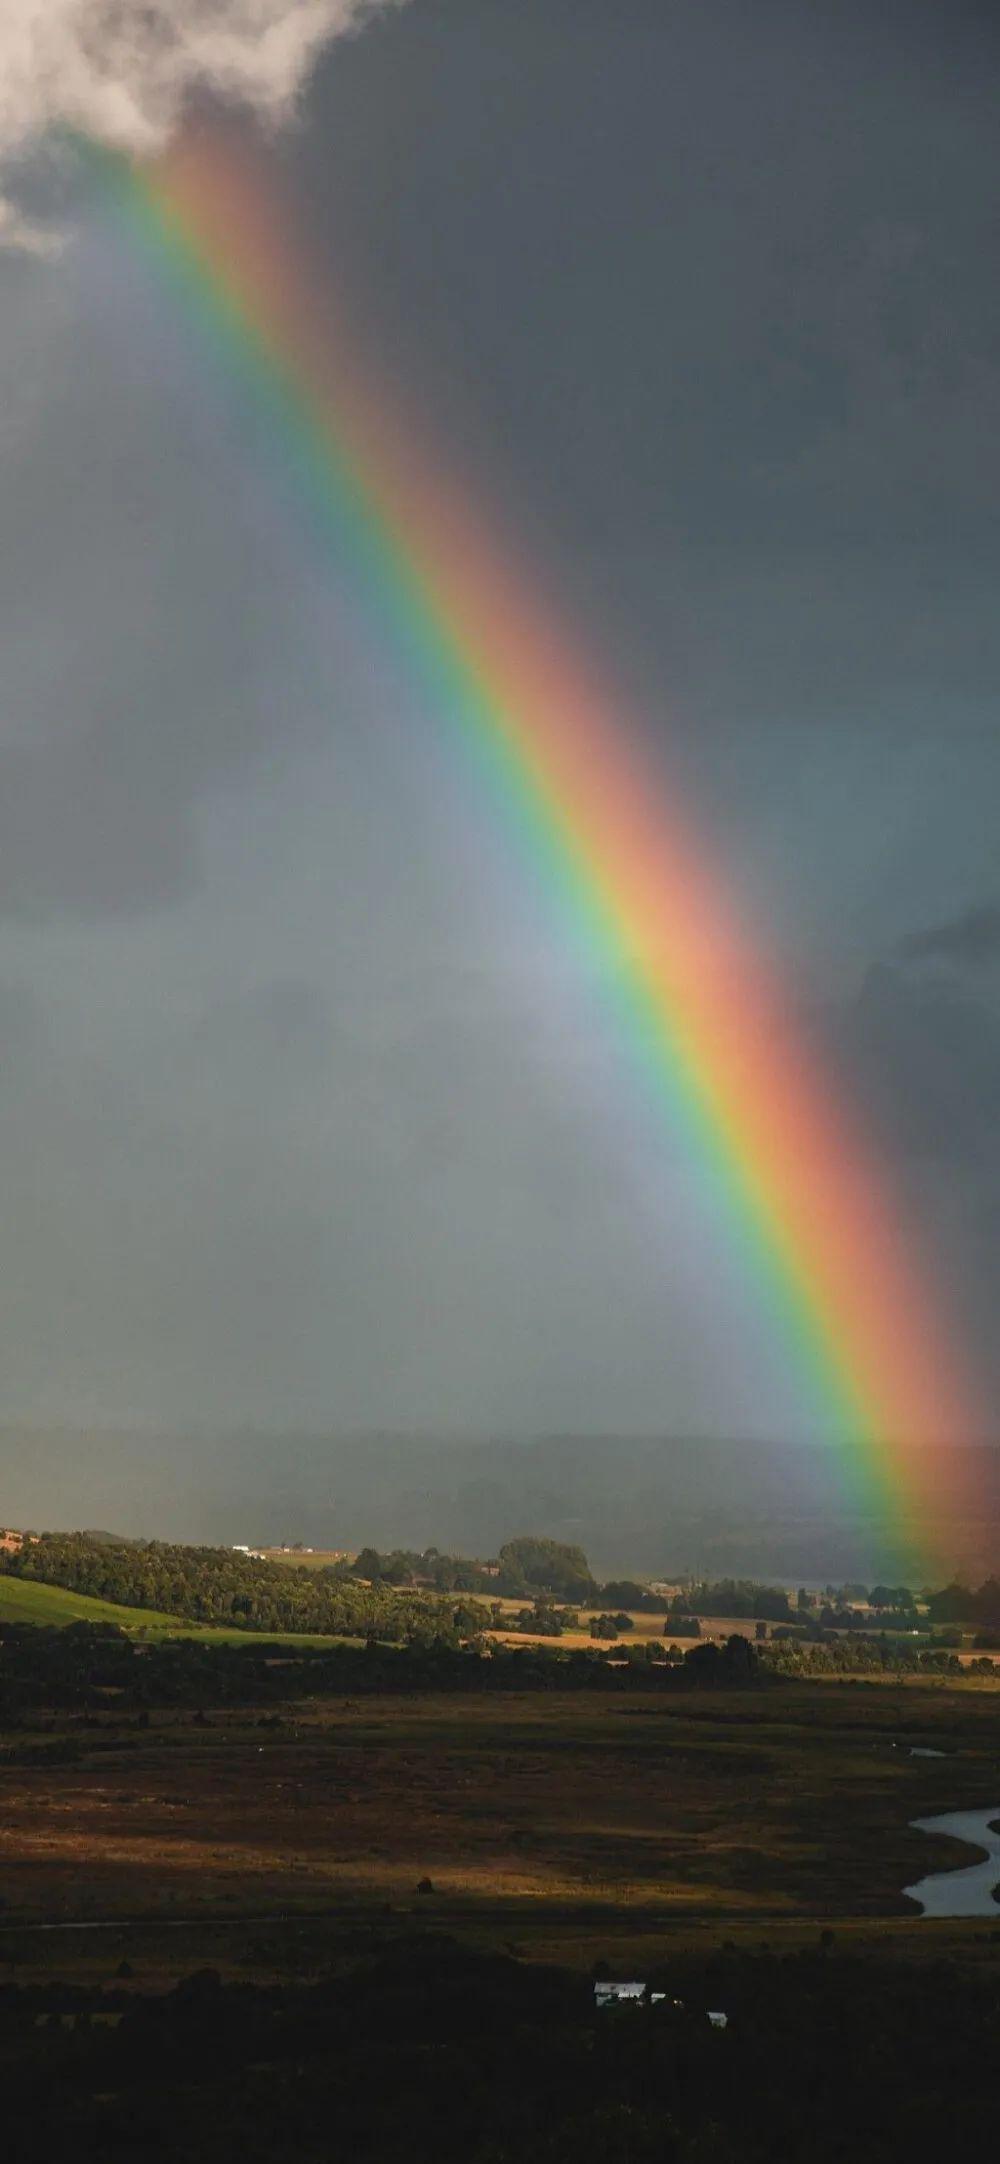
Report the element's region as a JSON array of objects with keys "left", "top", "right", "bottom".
[{"left": 0, "top": 1, "right": 400, "bottom": 250}]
